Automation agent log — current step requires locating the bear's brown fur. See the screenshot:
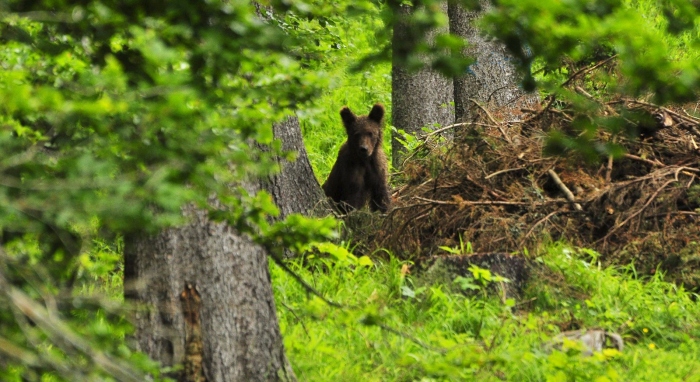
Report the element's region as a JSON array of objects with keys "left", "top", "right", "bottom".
[{"left": 322, "top": 103, "right": 391, "bottom": 213}]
